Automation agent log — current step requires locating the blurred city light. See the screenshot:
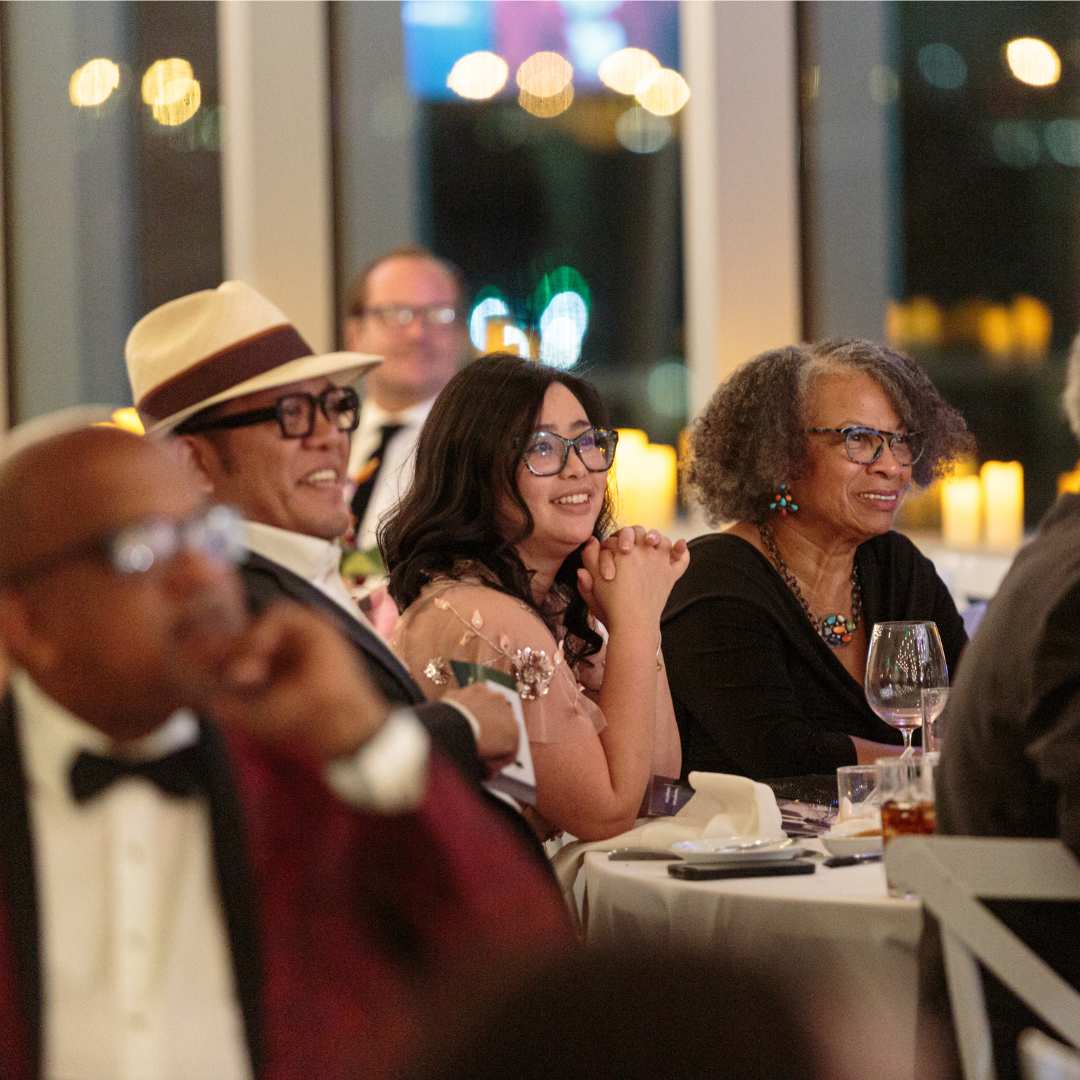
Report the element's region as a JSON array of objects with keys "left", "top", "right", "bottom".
[
  {"left": 1044, "top": 118, "right": 1080, "bottom": 166},
  {"left": 992, "top": 120, "right": 1040, "bottom": 168},
  {"left": 598, "top": 47, "right": 660, "bottom": 95},
  {"left": 567, "top": 18, "right": 625, "bottom": 77},
  {"left": 446, "top": 51, "right": 508, "bottom": 100},
  {"left": 917, "top": 43, "right": 968, "bottom": 90},
  {"left": 614, "top": 106, "right": 672, "bottom": 153},
  {"left": 141, "top": 58, "right": 194, "bottom": 105},
  {"left": 151, "top": 79, "right": 201, "bottom": 127},
  {"left": 469, "top": 291, "right": 511, "bottom": 351},
  {"left": 635, "top": 68, "right": 690, "bottom": 117},
  {"left": 647, "top": 360, "right": 688, "bottom": 420},
  {"left": 69, "top": 58, "right": 121, "bottom": 108},
  {"left": 1005, "top": 37, "right": 1061, "bottom": 87},
  {"left": 539, "top": 291, "right": 589, "bottom": 369},
  {"left": 518, "top": 85, "right": 574, "bottom": 118},
  {"left": 516, "top": 51, "right": 574, "bottom": 98}
]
